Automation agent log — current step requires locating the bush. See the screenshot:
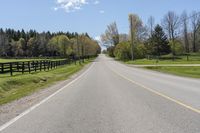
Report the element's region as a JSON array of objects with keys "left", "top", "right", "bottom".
[
  {"left": 135, "top": 44, "right": 147, "bottom": 59},
  {"left": 114, "top": 42, "right": 131, "bottom": 60},
  {"left": 169, "top": 40, "right": 184, "bottom": 55},
  {"left": 114, "top": 41, "right": 147, "bottom": 60}
]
